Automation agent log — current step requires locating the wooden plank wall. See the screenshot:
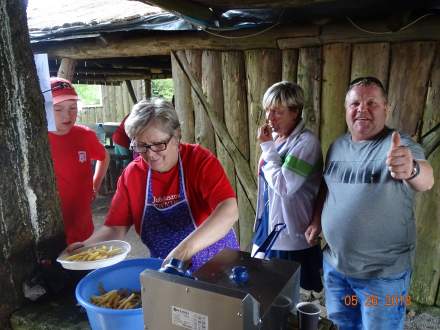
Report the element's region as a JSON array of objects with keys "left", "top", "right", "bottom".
[
  {"left": 76, "top": 80, "right": 146, "bottom": 125},
  {"left": 172, "top": 41, "right": 440, "bottom": 305}
]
